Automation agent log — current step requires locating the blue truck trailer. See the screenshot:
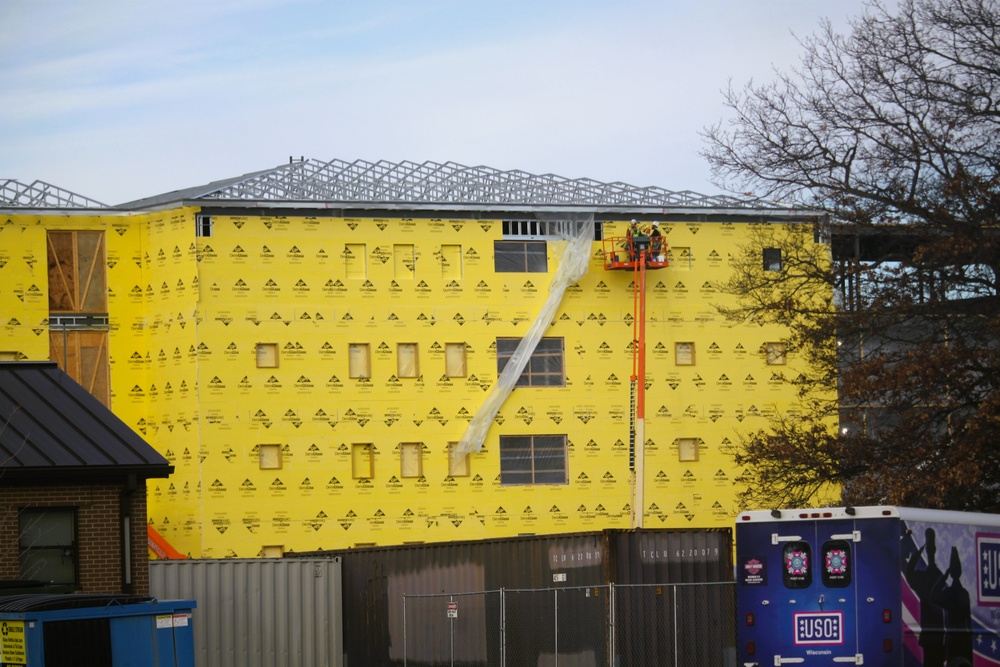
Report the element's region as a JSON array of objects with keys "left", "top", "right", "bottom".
[{"left": 735, "top": 506, "right": 1000, "bottom": 666}]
